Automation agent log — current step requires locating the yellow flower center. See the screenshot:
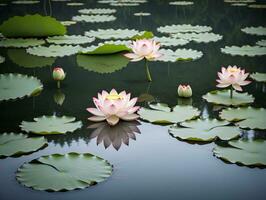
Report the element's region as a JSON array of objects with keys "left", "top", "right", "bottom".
[
  {"left": 106, "top": 94, "right": 123, "bottom": 100},
  {"left": 228, "top": 68, "right": 240, "bottom": 73}
]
